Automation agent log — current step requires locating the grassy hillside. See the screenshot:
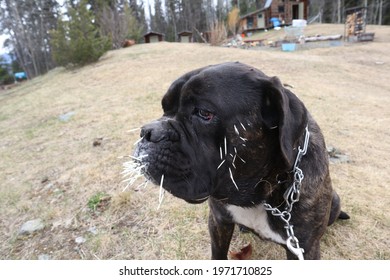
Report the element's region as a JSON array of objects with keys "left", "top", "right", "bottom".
[{"left": 0, "top": 24, "right": 389, "bottom": 260}]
